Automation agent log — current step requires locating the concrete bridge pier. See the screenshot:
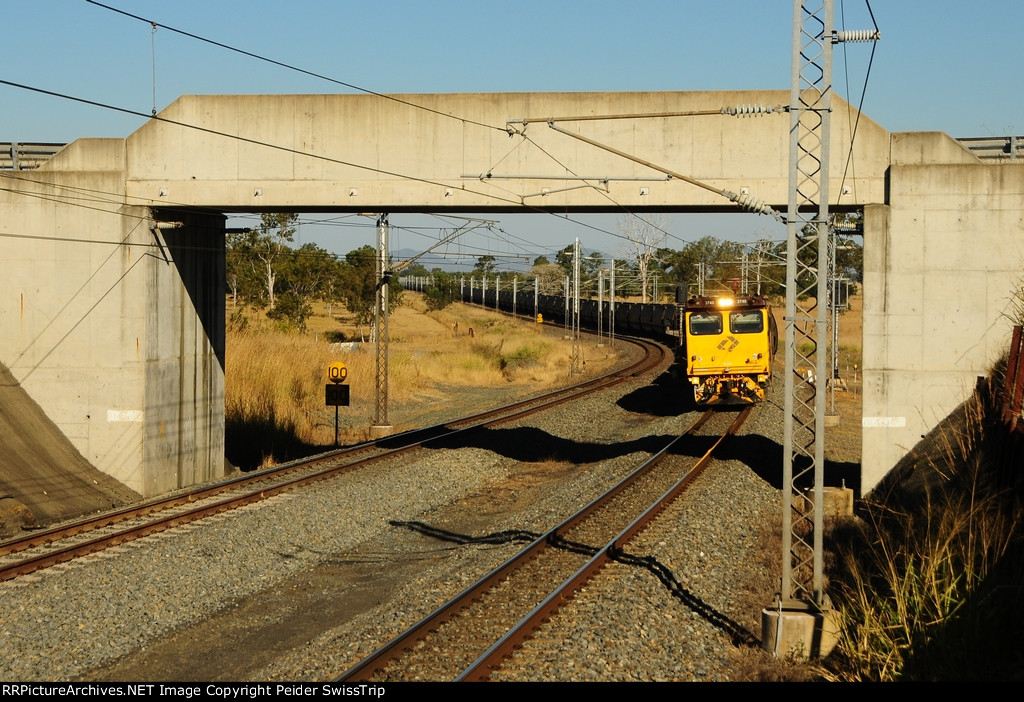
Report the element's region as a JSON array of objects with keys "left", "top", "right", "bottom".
[
  {"left": 1, "top": 149, "right": 225, "bottom": 497},
  {"left": 144, "top": 209, "right": 226, "bottom": 496}
]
